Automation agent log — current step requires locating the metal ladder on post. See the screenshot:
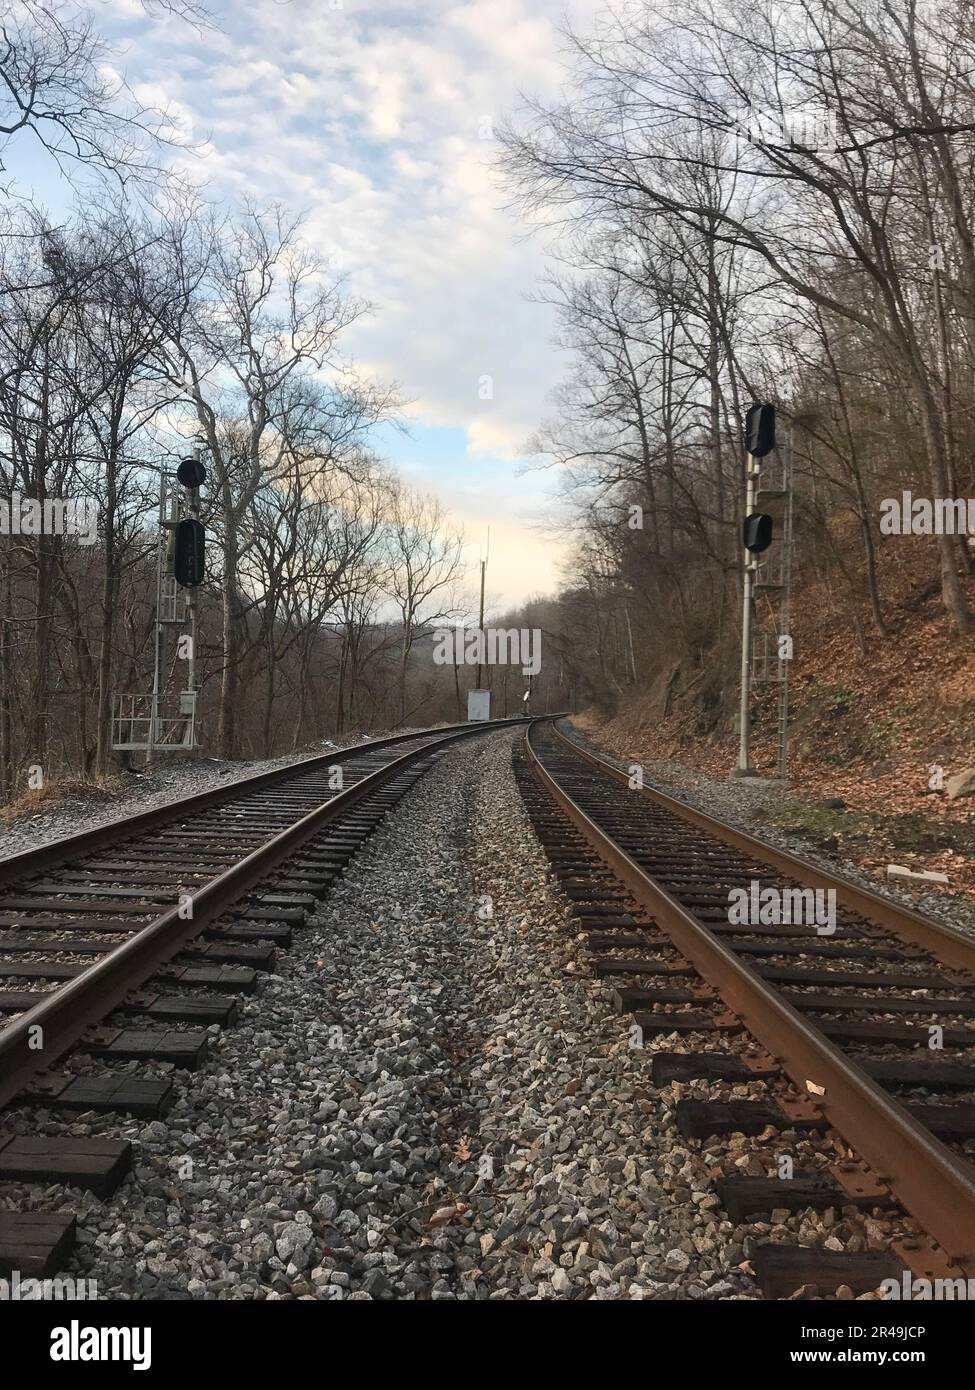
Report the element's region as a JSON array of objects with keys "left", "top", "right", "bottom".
[
  {"left": 751, "top": 432, "right": 794, "bottom": 777},
  {"left": 111, "top": 469, "right": 200, "bottom": 756}
]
